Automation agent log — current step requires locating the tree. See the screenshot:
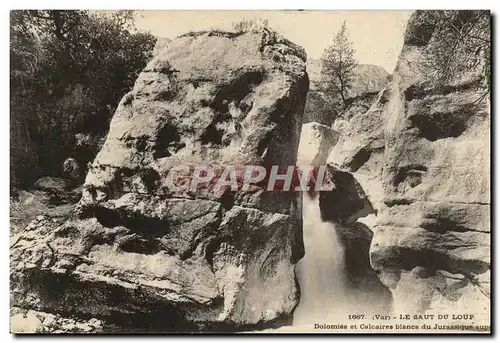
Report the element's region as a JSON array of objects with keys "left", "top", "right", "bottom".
[
  {"left": 417, "top": 10, "right": 490, "bottom": 97},
  {"left": 10, "top": 10, "right": 157, "bottom": 187},
  {"left": 320, "top": 21, "right": 358, "bottom": 110}
]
